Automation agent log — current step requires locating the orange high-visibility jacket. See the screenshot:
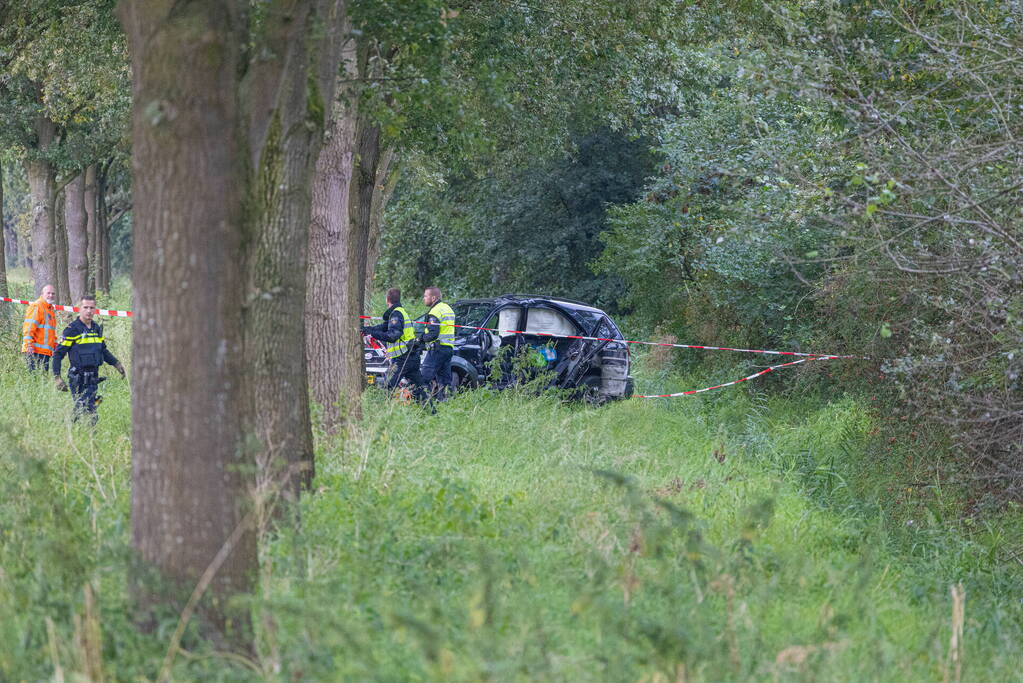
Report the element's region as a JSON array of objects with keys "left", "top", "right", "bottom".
[{"left": 21, "top": 297, "right": 57, "bottom": 356}]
